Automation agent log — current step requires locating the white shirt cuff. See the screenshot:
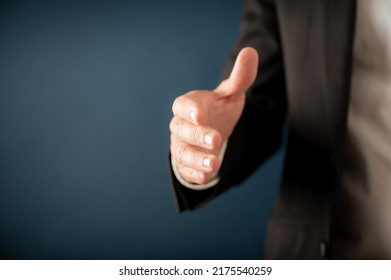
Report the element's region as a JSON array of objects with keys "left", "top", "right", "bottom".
[{"left": 171, "top": 141, "right": 227, "bottom": 191}]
